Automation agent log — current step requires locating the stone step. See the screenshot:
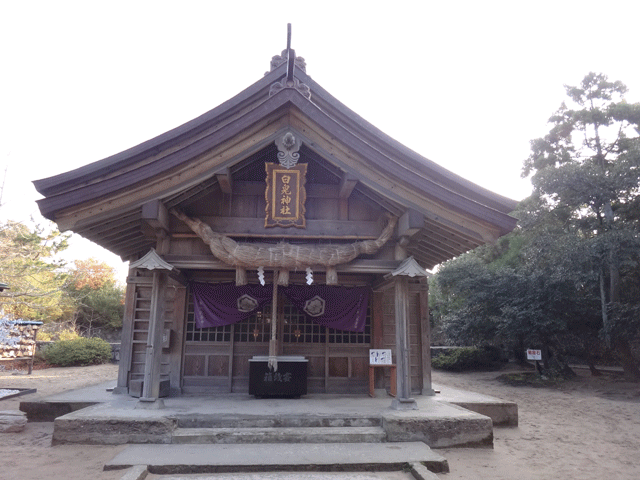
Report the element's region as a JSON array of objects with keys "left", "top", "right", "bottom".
[
  {"left": 174, "top": 413, "right": 382, "bottom": 429},
  {"left": 105, "top": 442, "right": 450, "bottom": 474},
  {"left": 172, "top": 426, "right": 387, "bottom": 444}
]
